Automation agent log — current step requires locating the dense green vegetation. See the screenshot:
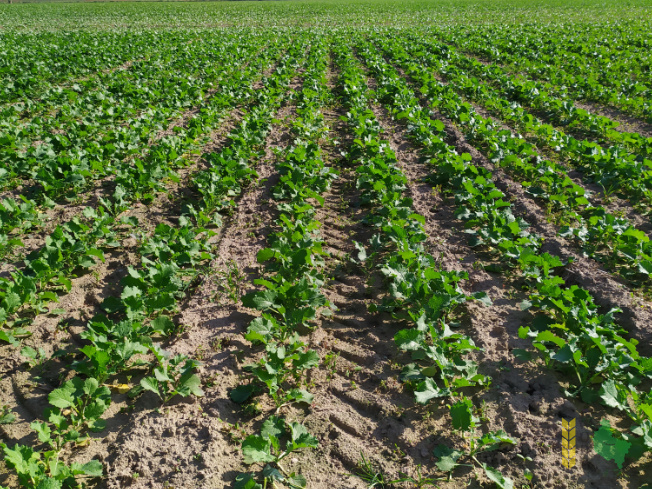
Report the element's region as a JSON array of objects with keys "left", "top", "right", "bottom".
[{"left": 0, "top": 1, "right": 651, "bottom": 488}]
